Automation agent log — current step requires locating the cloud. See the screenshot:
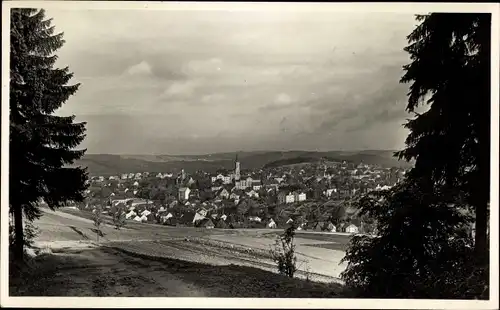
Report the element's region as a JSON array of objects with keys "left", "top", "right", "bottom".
[
  {"left": 124, "top": 61, "right": 152, "bottom": 76},
  {"left": 275, "top": 93, "right": 293, "bottom": 105},
  {"left": 201, "top": 93, "right": 226, "bottom": 104},
  {"left": 161, "top": 80, "right": 199, "bottom": 99},
  {"left": 47, "top": 7, "right": 418, "bottom": 154}
]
